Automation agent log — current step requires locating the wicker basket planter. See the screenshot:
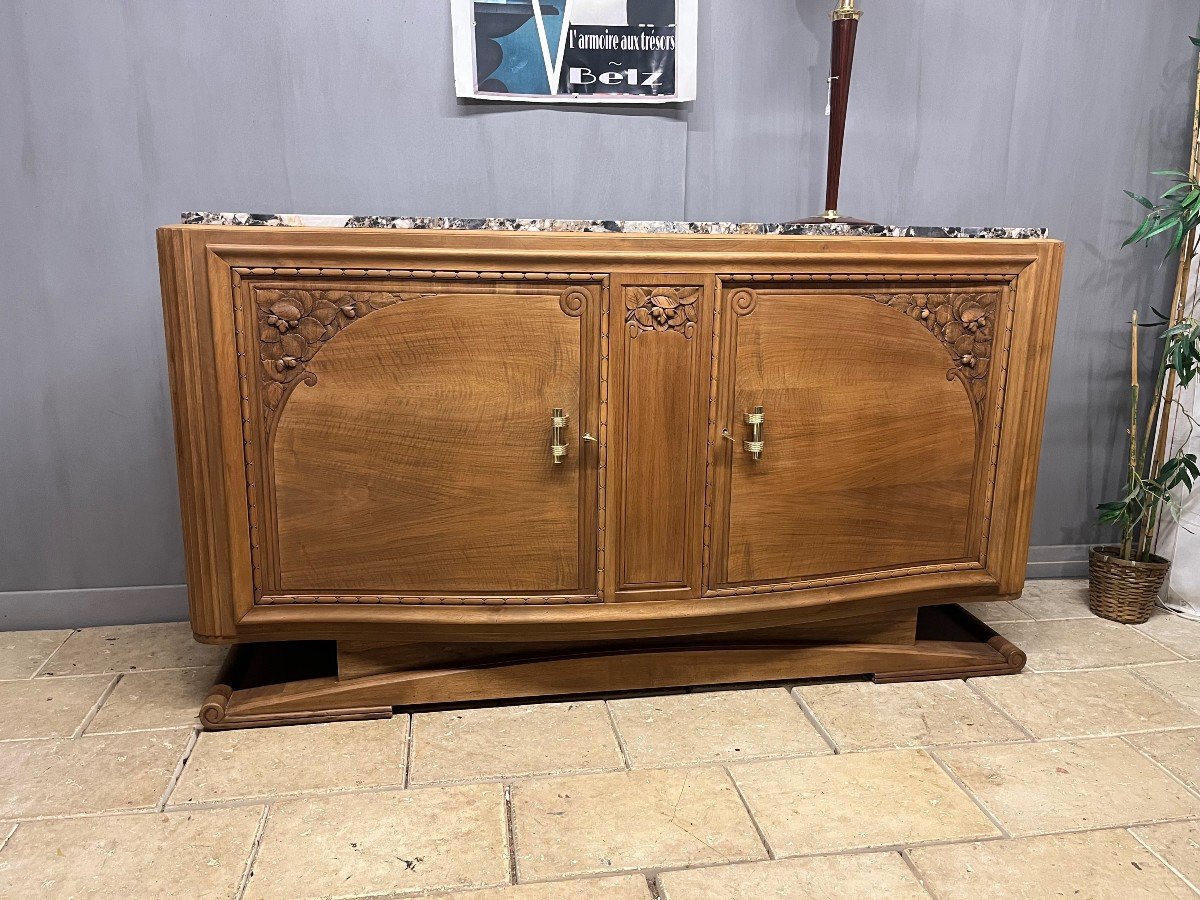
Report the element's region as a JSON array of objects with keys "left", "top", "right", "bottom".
[{"left": 1088, "top": 545, "right": 1171, "bottom": 624}]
